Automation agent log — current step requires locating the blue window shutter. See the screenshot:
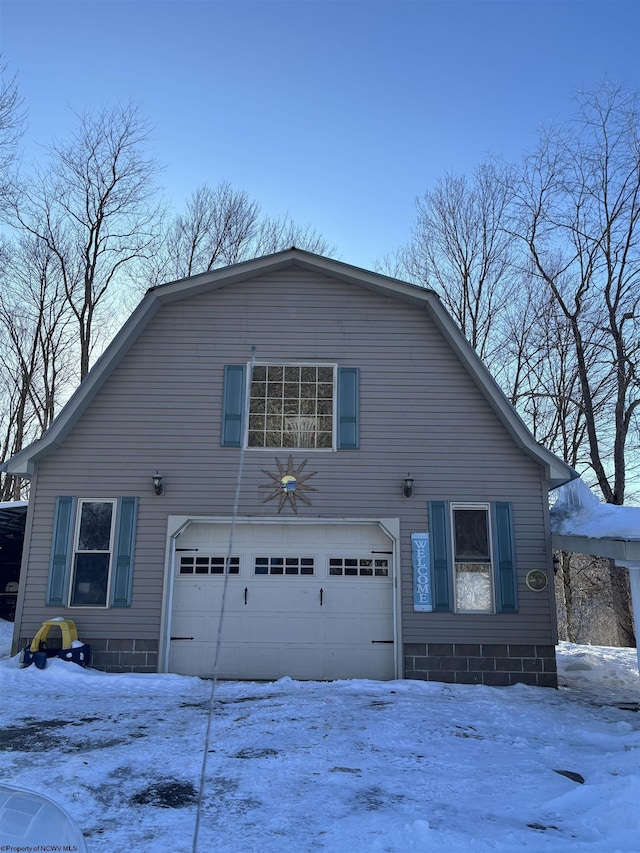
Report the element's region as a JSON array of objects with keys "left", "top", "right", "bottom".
[
  {"left": 111, "top": 497, "right": 139, "bottom": 607},
  {"left": 337, "top": 367, "right": 359, "bottom": 450},
  {"left": 493, "top": 502, "right": 517, "bottom": 613},
  {"left": 429, "top": 501, "right": 452, "bottom": 611},
  {"left": 47, "top": 496, "right": 75, "bottom": 606},
  {"left": 221, "top": 365, "right": 246, "bottom": 447}
]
